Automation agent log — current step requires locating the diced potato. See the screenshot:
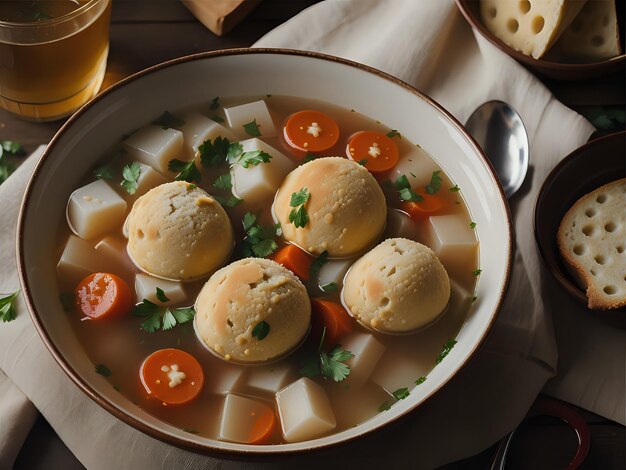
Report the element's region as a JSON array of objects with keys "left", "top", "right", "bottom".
[
  {"left": 393, "top": 146, "right": 441, "bottom": 190},
  {"left": 121, "top": 163, "right": 167, "bottom": 203},
  {"left": 57, "top": 236, "right": 101, "bottom": 287},
  {"left": 371, "top": 350, "right": 429, "bottom": 394},
  {"left": 204, "top": 364, "right": 245, "bottom": 396},
  {"left": 341, "top": 332, "right": 386, "bottom": 389},
  {"left": 231, "top": 138, "right": 295, "bottom": 204},
  {"left": 224, "top": 100, "right": 277, "bottom": 138},
  {"left": 219, "top": 394, "right": 275, "bottom": 444},
  {"left": 424, "top": 214, "right": 478, "bottom": 287},
  {"left": 179, "top": 113, "right": 236, "bottom": 159},
  {"left": 123, "top": 126, "right": 184, "bottom": 174},
  {"left": 67, "top": 180, "right": 127, "bottom": 240},
  {"left": 134, "top": 273, "right": 186, "bottom": 305},
  {"left": 317, "top": 259, "right": 353, "bottom": 289},
  {"left": 275, "top": 377, "right": 336, "bottom": 442},
  {"left": 328, "top": 382, "right": 389, "bottom": 428},
  {"left": 246, "top": 361, "right": 294, "bottom": 395},
  {"left": 383, "top": 209, "right": 427, "bottom": 244},
  {"left": 94, "top": 236, "right": 136, "bottom": 274}
]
